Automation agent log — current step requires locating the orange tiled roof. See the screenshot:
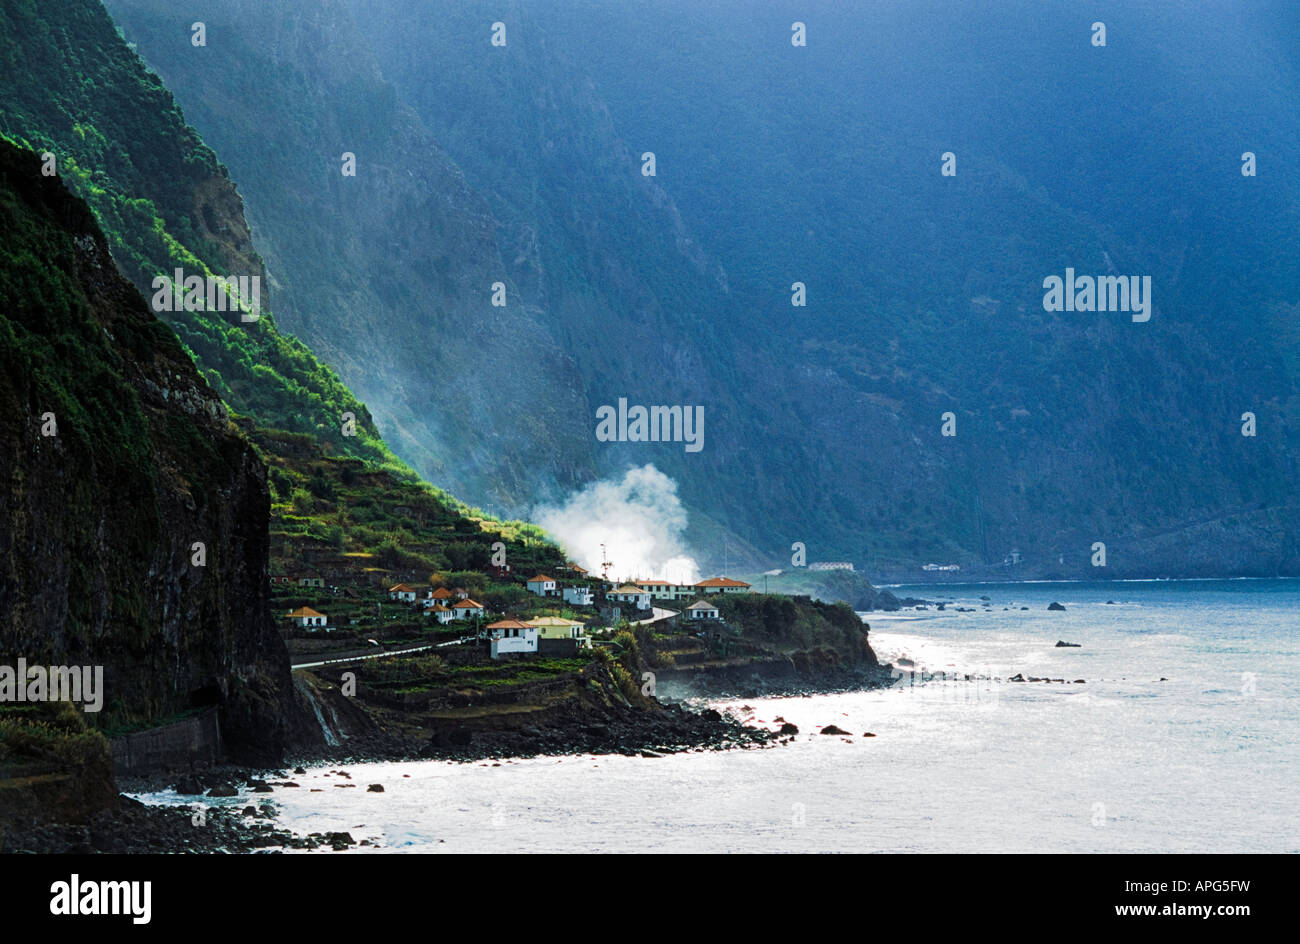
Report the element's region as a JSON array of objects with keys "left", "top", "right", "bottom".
[
  {"left": 487, "top": 619, "right": 531, "bottom": 630},
  {"left": 526, "top": 574, "right": 554, "bottom": 584},
  {"left": 695, "top": 577, "right": 751, "bottom": 588},
  {"left": 286, "top": 606, "right": 325, "bottom": 618}
]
